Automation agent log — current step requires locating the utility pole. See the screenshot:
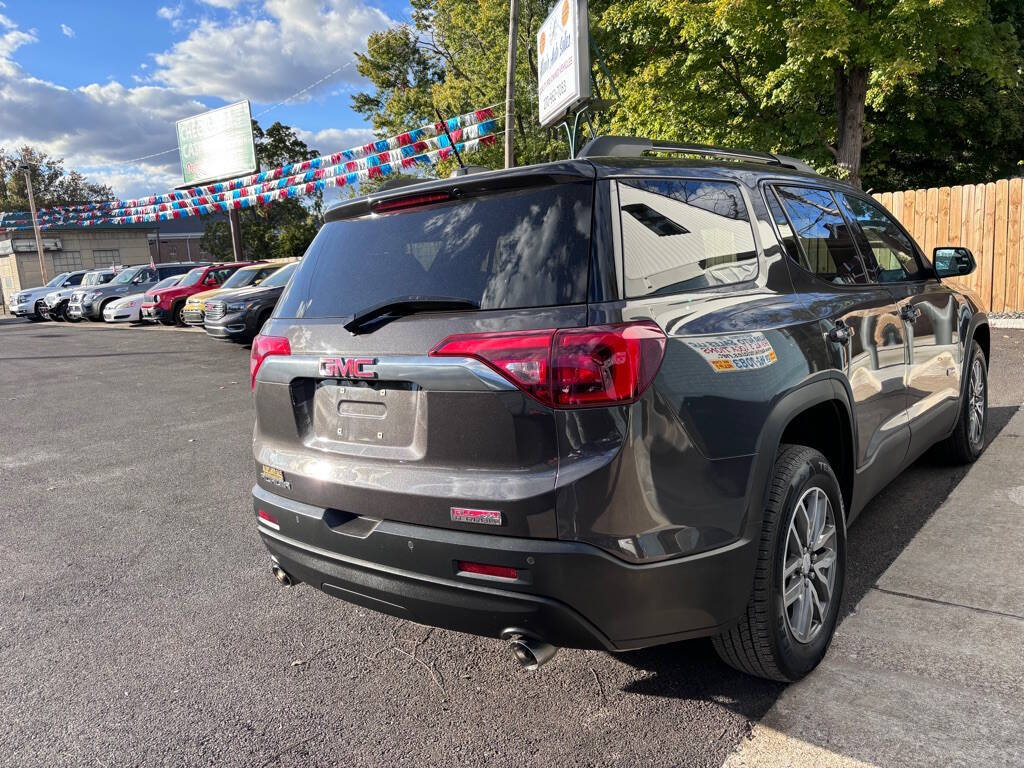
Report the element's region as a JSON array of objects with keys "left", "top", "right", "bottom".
[
  {"left": 504, "top": 0, "right": 519, "bottom": 169},
  {"left": 18, "top": 163, "right": 47, "bottom": 284},
  {"left": 228, "top": 208, "right": 244, "bottom": 262}
]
